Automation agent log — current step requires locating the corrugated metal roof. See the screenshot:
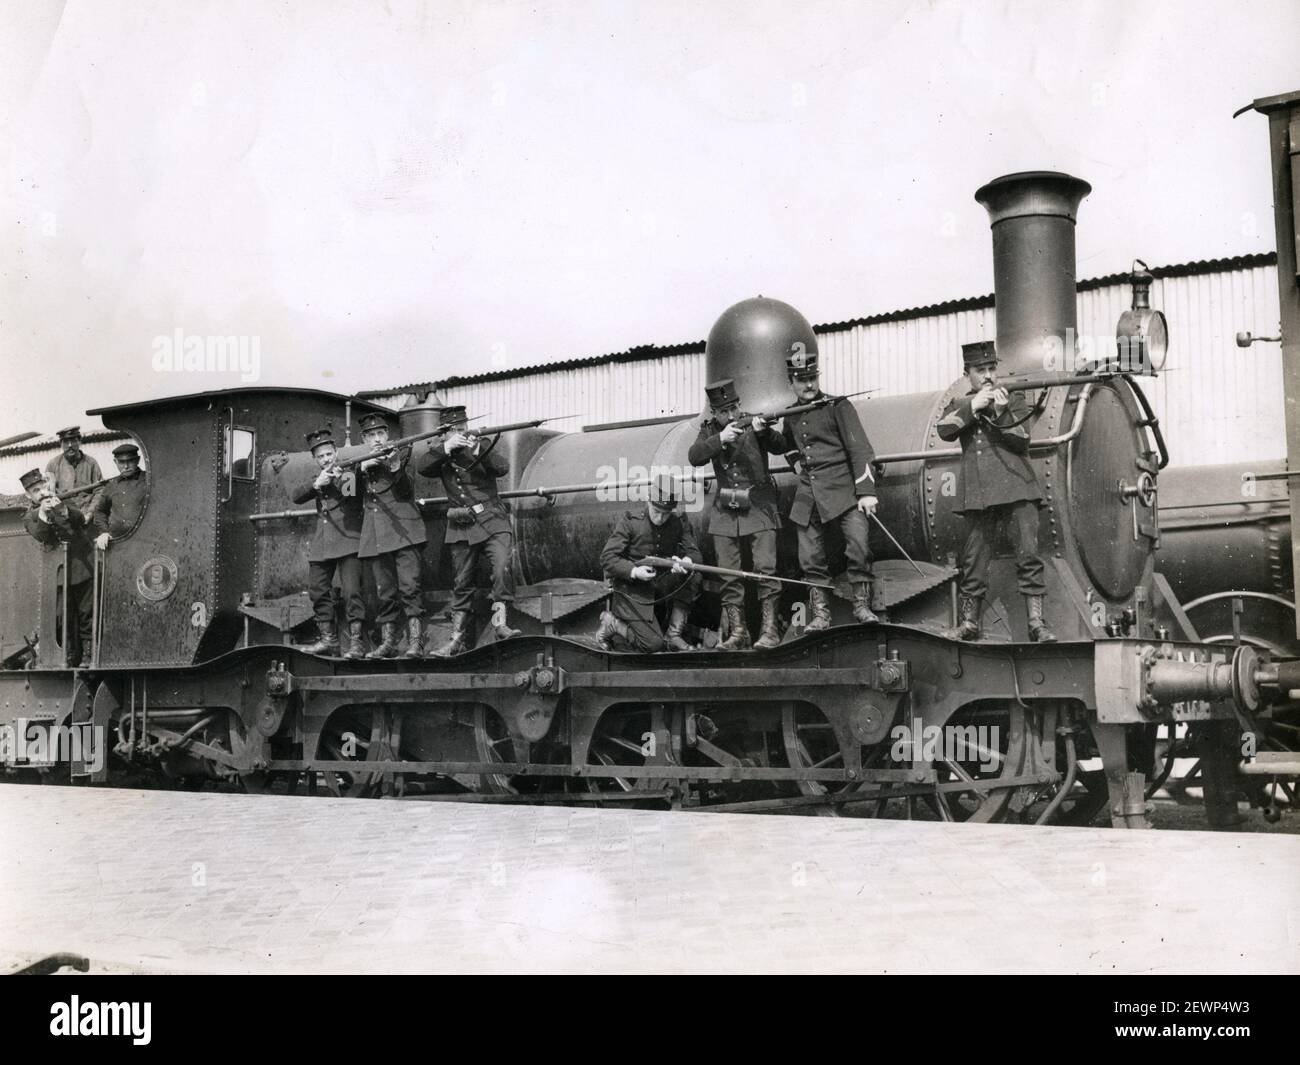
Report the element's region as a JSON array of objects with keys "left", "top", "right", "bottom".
[{"left": 359, "top": 251, "right": 1278, "bottom": 399}]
